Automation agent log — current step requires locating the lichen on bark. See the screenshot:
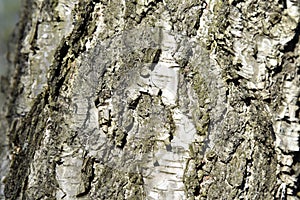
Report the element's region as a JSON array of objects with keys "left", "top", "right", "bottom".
[{"left": 1, "top": 0, "right": 300, "bottom": 199}]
